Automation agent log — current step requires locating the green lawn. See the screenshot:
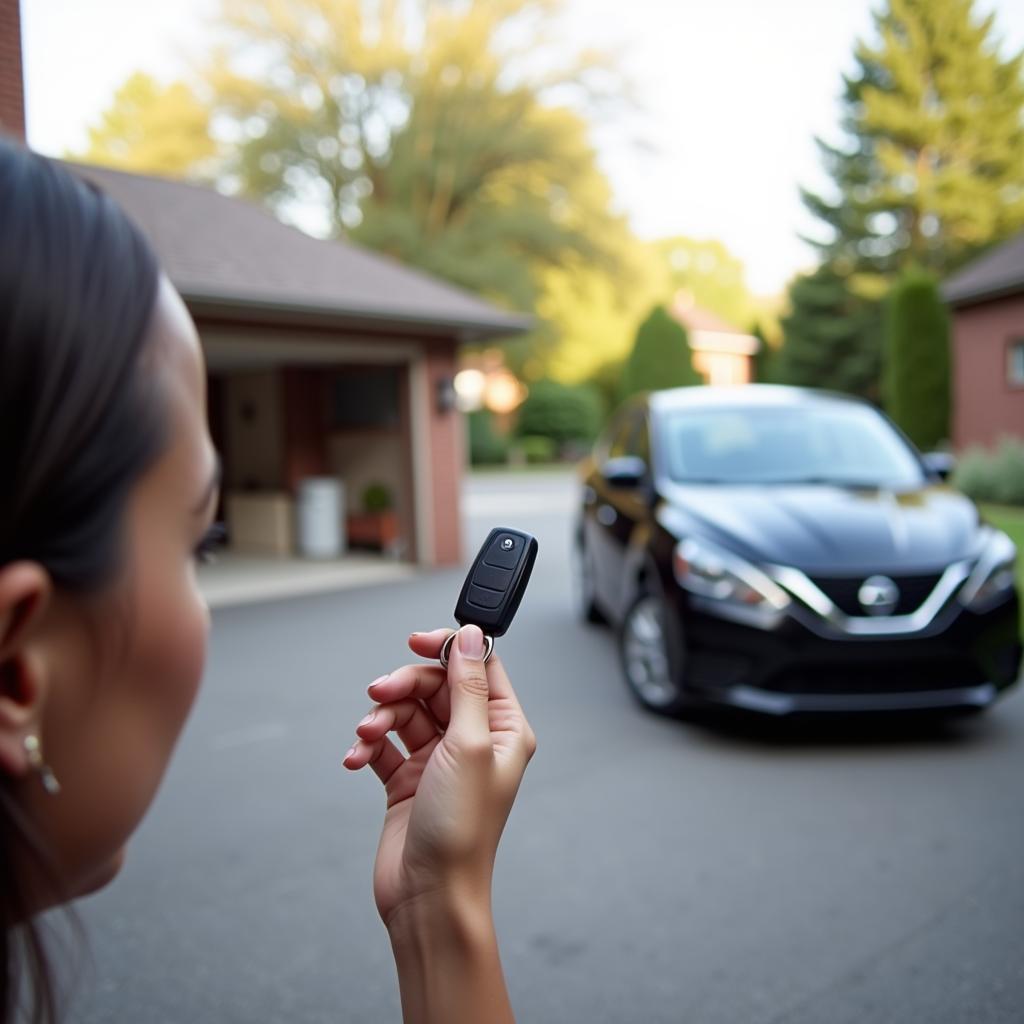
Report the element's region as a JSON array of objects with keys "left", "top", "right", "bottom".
[{"left": 980, "top": 504, "right": 1024, "bottom": 630}]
